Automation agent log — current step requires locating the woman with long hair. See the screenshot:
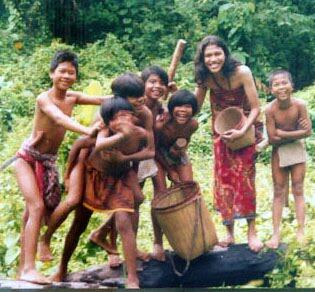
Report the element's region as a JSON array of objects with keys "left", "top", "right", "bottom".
[{"left": 194, "top": 35, "right": 263, "bottom": 252}]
